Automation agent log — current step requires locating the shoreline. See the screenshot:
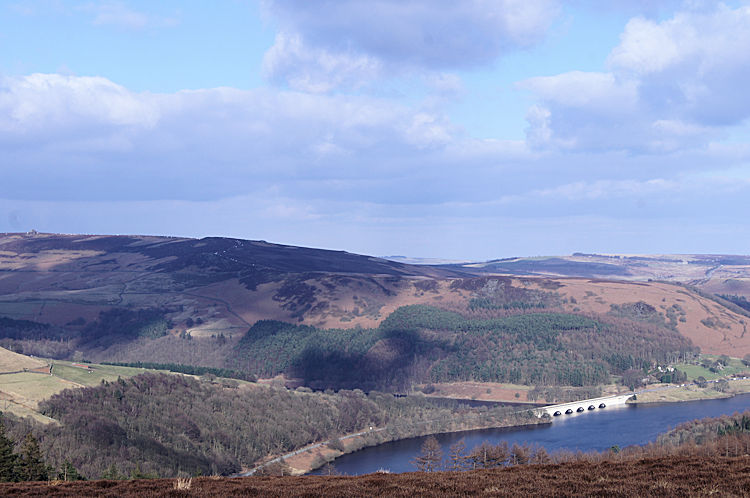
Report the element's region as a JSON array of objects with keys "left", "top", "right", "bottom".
[
  {"left": 297, "top": 419, "right": 550, "bottom": 476},
  {"left": 249, "top": 414, "right": 549, "bottom": 476},
  {"left": 293, "top": 390, "right": 750, "bottom": 475},
  {"left": 273, "top": 382, "right": 750, "bottom": 475}
]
